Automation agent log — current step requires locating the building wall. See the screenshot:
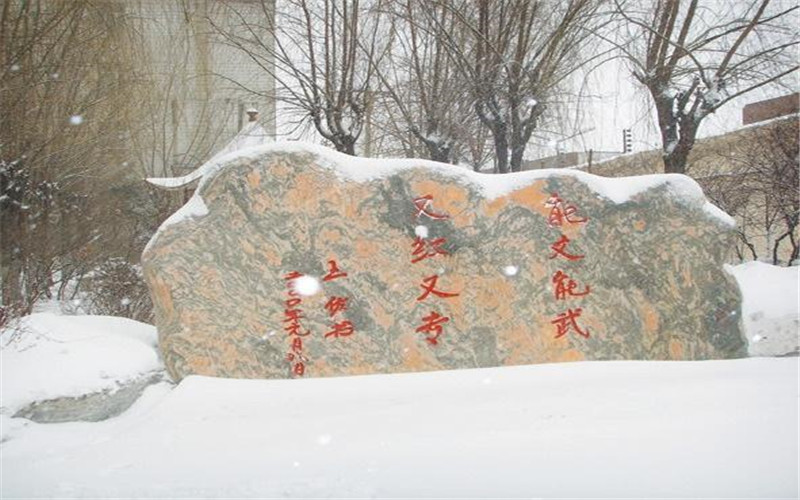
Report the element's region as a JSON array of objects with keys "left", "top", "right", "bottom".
[
  {"left": 576, "top": 116, "right": 799, "bottom": 264},
  {"left": 742, "top": 93, "right": 799, "bottom": 125},
  {"left": 126, "top": 0, "right": 275, "bottom": 177},
  {"left": 522, "top": 151, "right": 621, "bottom": 171}
]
